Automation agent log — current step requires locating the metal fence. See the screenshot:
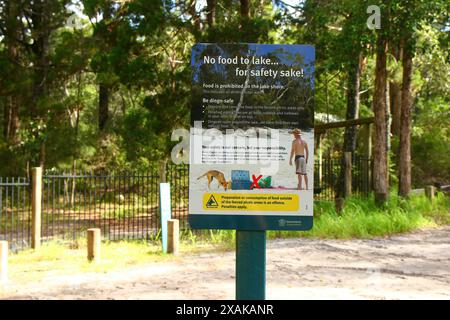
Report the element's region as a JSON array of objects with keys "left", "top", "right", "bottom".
[
  {"left": 166, "top": 163, "right": 189, "bottom": 229},
  {"left": 0, "top": 177, "right": 31, "bottom": 252},
  {"left": 314, "top": 155, "right": 372, "bottom": 200},
  {"left": 41, "top": 169, "right": 160, "bottom": 242},
  {"left": 1, "top": 156, "right": 371, "bottom": 251}
]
